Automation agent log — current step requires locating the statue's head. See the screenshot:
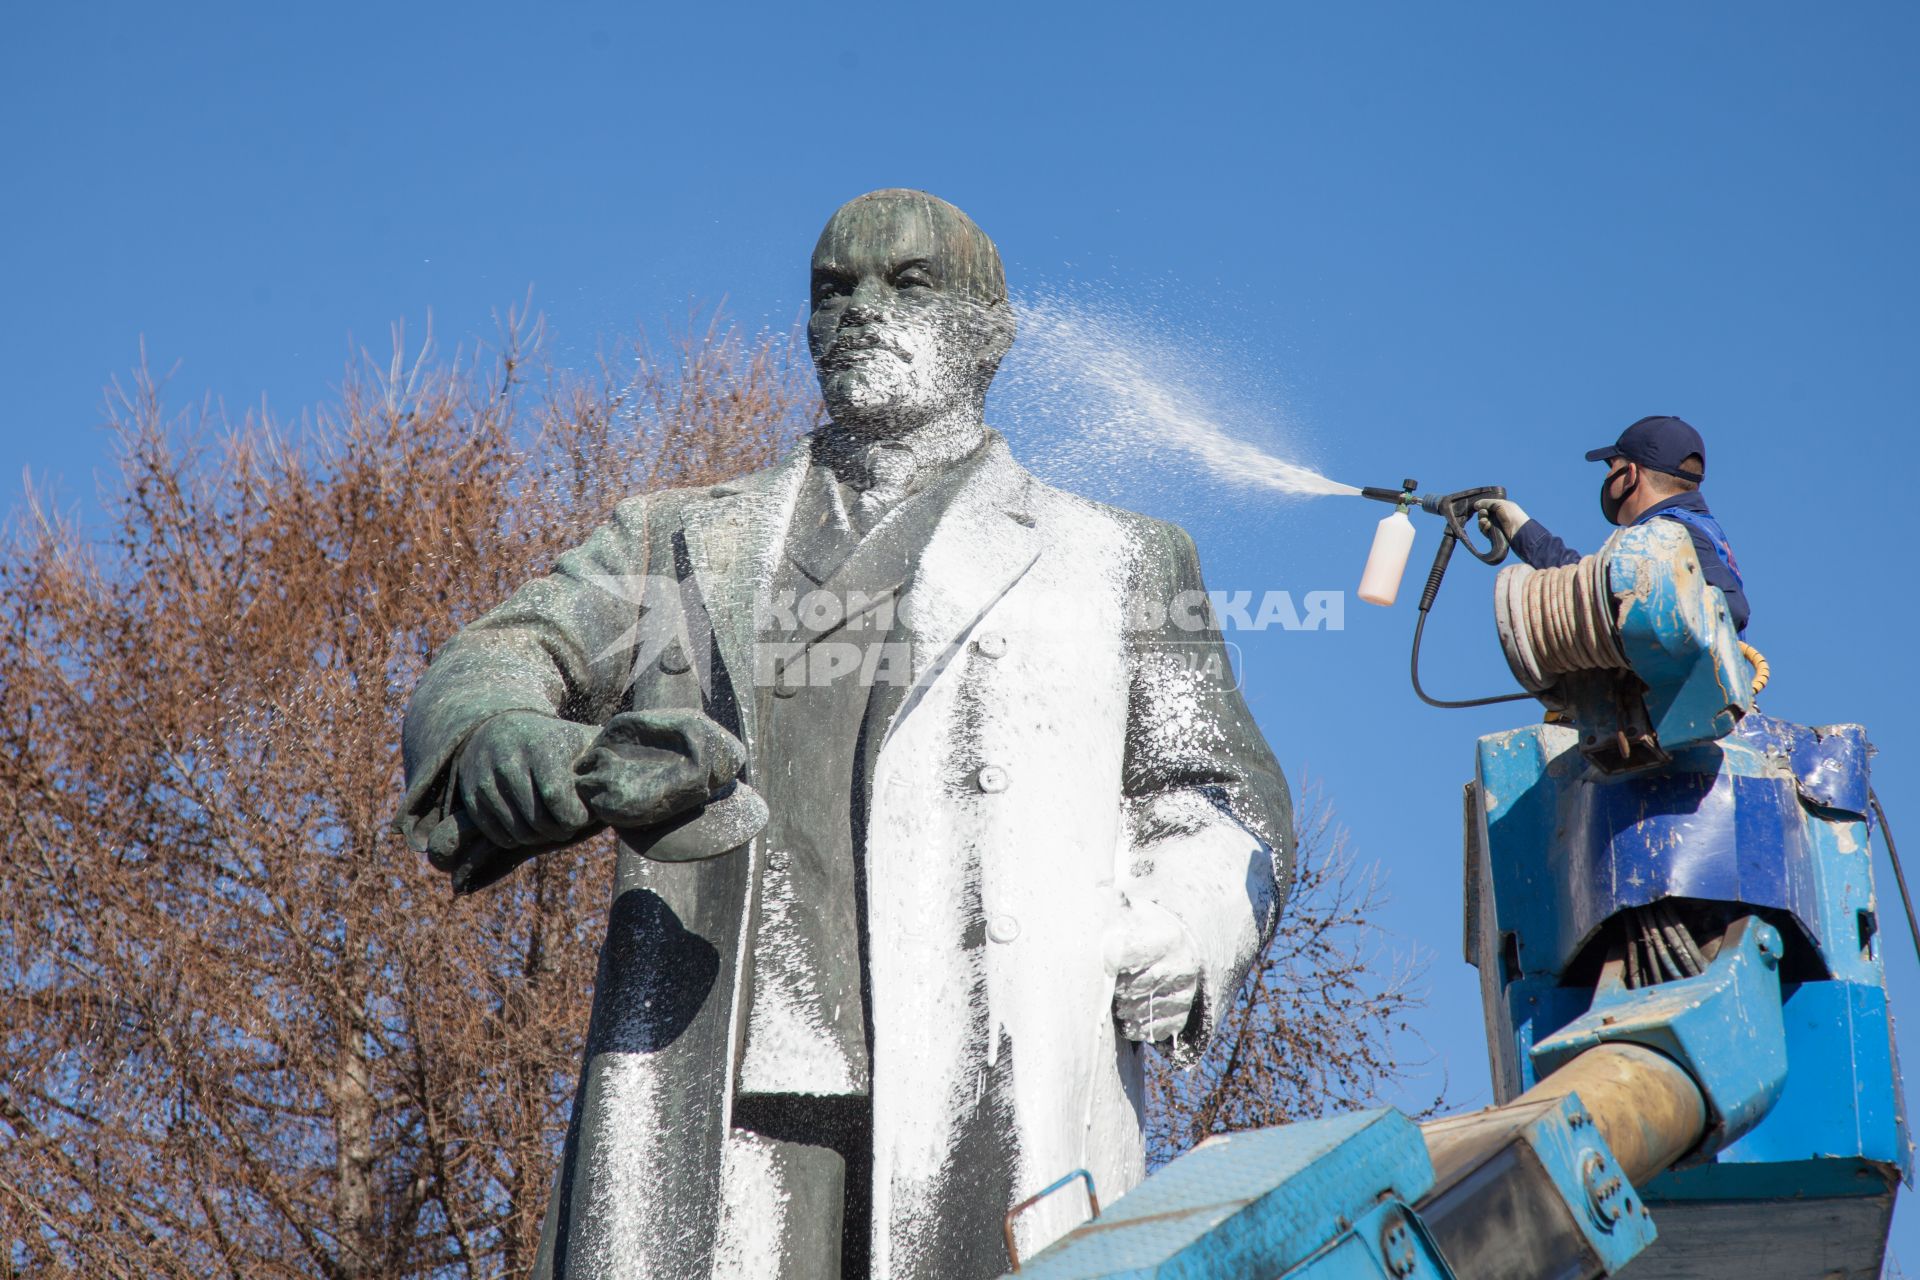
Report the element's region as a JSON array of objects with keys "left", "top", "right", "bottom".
[{"left": 809, "top": 189, "right": 1014, "bottom": 433}]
